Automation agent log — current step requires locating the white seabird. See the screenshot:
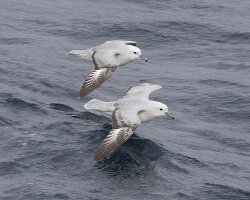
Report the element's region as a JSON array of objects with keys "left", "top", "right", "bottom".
[
  {"left": 67, "top": 40, "right": 147, "bottom": 99},
  {"left": 84, "top": 80, "right": 174, "bottom": 161}
]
